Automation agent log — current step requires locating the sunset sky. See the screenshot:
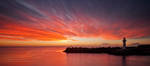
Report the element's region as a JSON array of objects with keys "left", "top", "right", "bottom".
[{"left": 0, "top": 0, "right": 150, "bottom": 46}]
